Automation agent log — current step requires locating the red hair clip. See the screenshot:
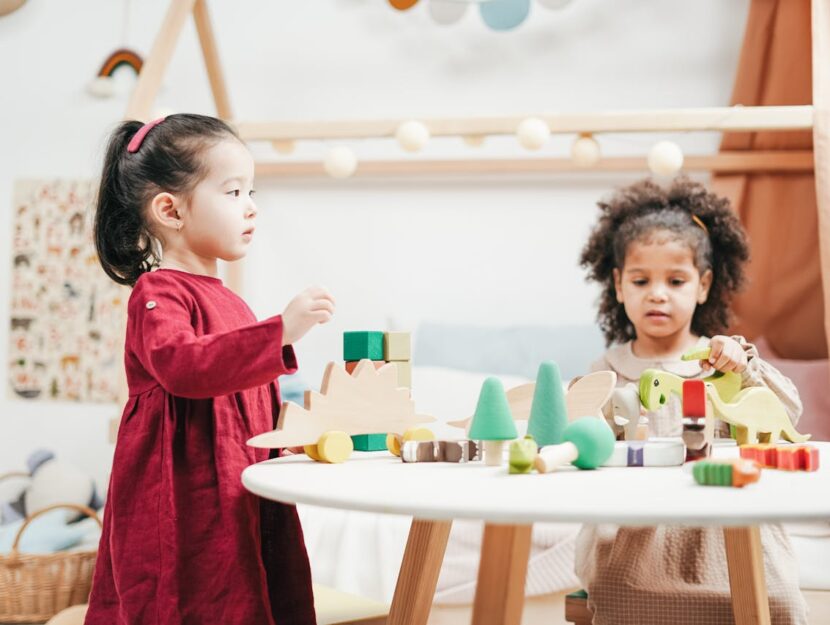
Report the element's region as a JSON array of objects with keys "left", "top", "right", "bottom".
[{"left": 127, "top": 117, "right": 166, "bottom": 153}]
